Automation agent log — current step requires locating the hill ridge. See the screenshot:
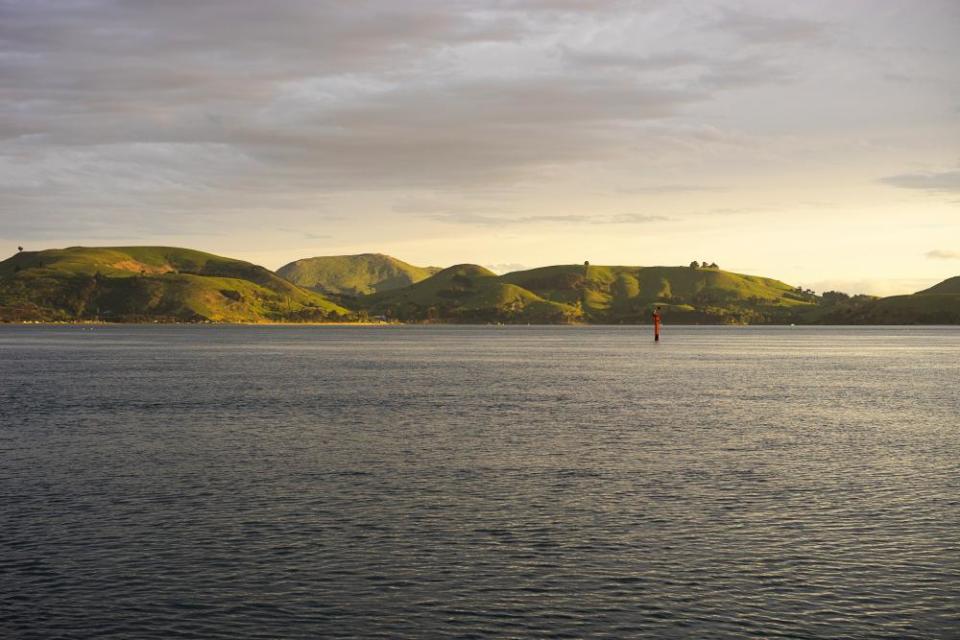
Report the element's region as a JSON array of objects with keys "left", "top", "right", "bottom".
[
  {"left": 0, "top": 246, "right": 349, "bottom": 322},
  {"left": 2, "top": 246, "right": 957, "bottom": 324},
  {"left": 277, "top": 253, "right": 441, "bottom": 296}
]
